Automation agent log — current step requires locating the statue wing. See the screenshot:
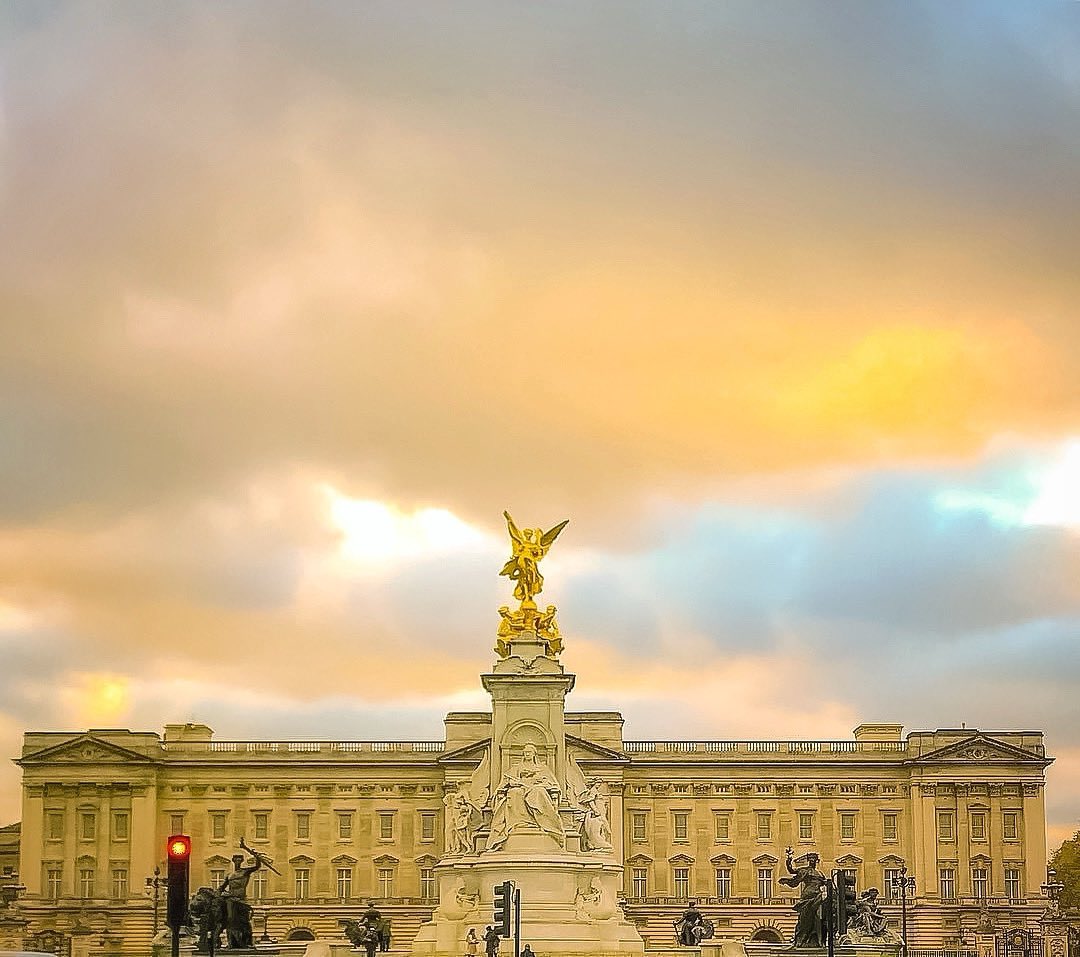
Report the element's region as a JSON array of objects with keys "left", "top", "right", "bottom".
[
  {"left": 504, "top": 510, "right": 525, "bottom": 545},
  {"left": 540, "top": 518, "right": 569, "bottom": 549}
]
